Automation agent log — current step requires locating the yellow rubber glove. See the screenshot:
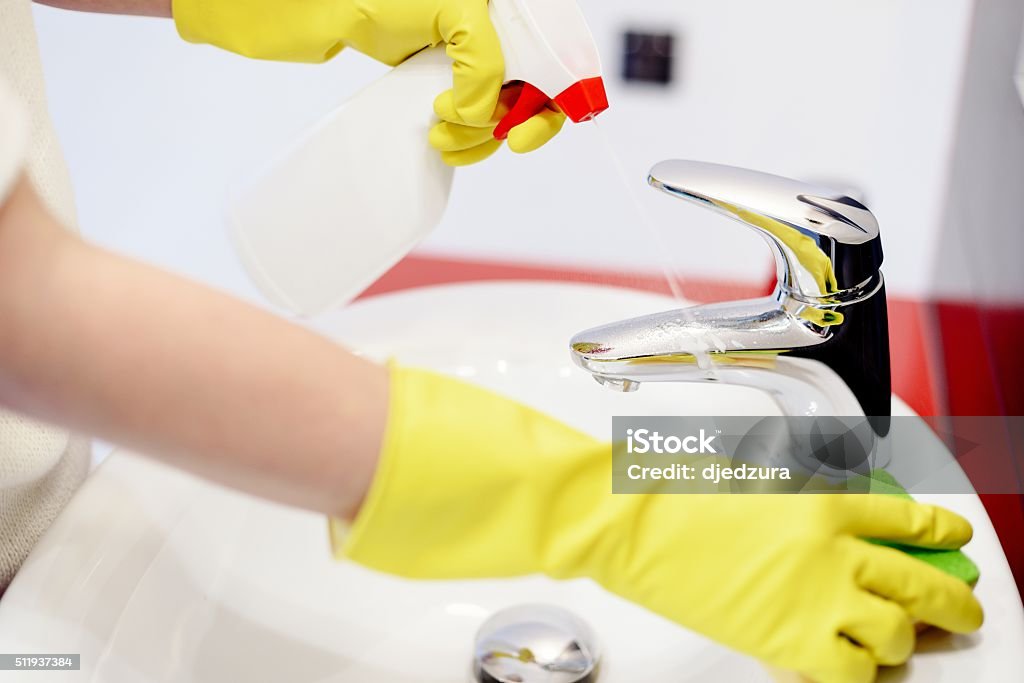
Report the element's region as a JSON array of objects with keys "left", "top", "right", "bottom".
[
  {"left": 172, "top": 0, "right": 565, "bottom": 164},
  {"left": 429, "top": 86, "right": 567, "bottom": 166},
  {"left": 332, "top": 366, "right": 984, "bottom": 683}
]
